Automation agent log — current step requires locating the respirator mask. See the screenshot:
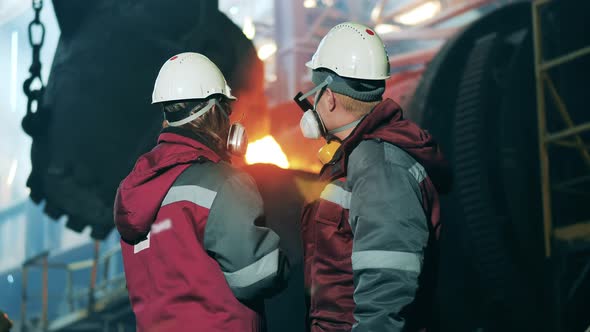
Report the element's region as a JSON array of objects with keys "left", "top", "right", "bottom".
[{"left": 294, "top": 76, "right": 362, "bottom": 164}]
